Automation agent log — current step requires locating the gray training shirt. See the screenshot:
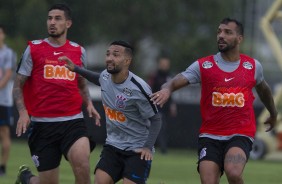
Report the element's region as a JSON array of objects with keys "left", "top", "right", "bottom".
[
  {"left": 0, "top": 45, "right": 16, "bottom": 107},
  {"left": 99, "top": 70, "right": 158, "bottom": 151}
]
